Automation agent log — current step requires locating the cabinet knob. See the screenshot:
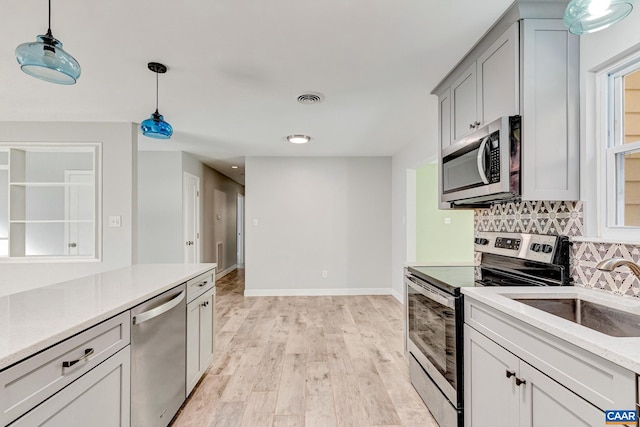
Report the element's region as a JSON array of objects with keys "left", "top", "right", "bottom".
[
  {"left": 506, "top": 369, "right": 516, "bottom": 379},
  {"left": 469, "top": 123, "right": 475, "bottom": 129},
  {"left": 68, "top": 242, "right": 77, "bottom": 248},
  {"left": 515, "top": 377, "right": 526, "bottom": 386},
  {"left": 474, "top": 121, "right": 481, "bottom": 127}
]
